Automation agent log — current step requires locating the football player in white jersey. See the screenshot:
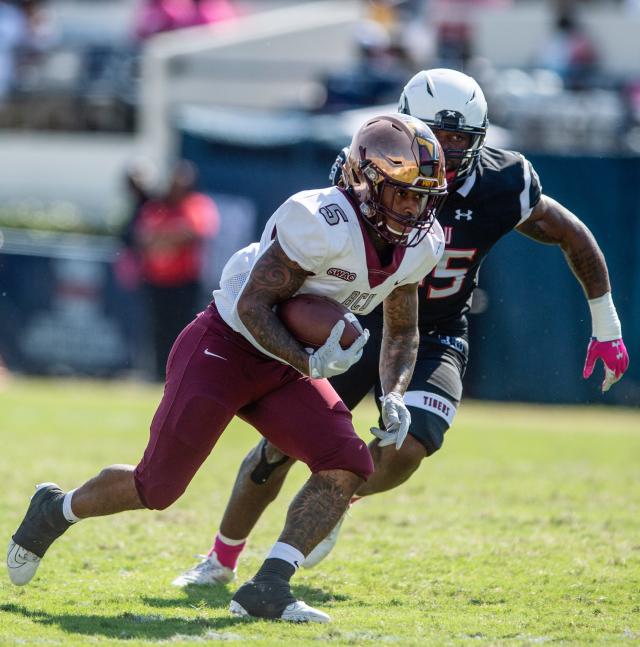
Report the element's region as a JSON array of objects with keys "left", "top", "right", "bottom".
[{"left": 7, "top": 114, "right": 446, "bottom": 623}]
